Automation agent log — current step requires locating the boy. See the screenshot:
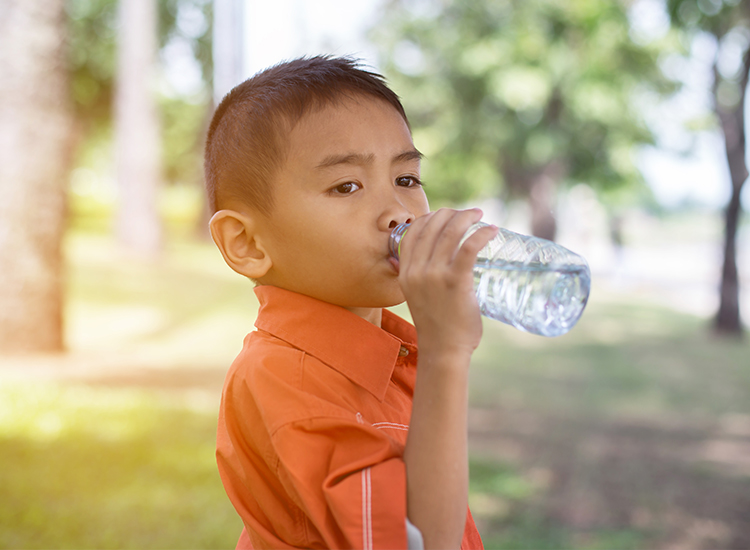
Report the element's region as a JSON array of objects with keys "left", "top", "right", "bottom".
[{"left": 205, "top": 56, "right": 497, "bottom": 549}]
